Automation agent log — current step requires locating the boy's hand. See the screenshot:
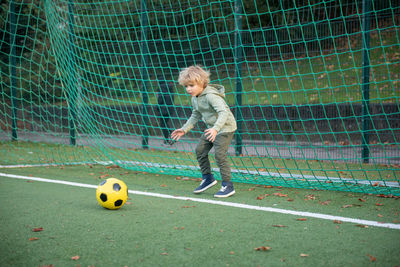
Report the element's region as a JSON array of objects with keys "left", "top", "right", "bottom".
[
  {"left": 204, "top": 128, "right": 217, "bottom": 142},
  {"left": 171, "top": 129, "right": 185, "bottom": 141}
]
